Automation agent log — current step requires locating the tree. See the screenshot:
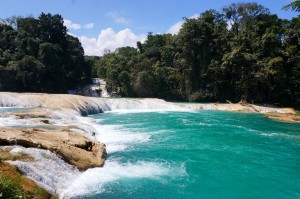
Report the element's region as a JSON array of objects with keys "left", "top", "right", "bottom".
[
  {"left": 223, "top": 2, "right": 269, "bottom": 35},
  {"left": 283, "top": 0, "right": 300, "bottom": 12},
  {"left": 0, "top": 13, "right": 90, "bottom": 93},
  {"left": 133, "top": 71, "right": 157, "bottom": 97},
  {"left": 282, "top": 16, "right": 300, "bottom": 107},
  {"left": 38, "top": 13, "right": 67, "bottom": 44},
  {"left": 175, "top": 10, "right": 228, "bottom": 101},
  {"left": 8, "top": 56, "right": 44, "bottom": 91}
]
